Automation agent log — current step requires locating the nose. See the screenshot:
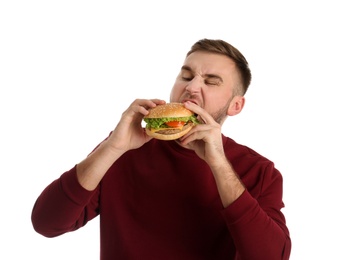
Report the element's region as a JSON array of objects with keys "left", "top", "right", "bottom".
[{"left": 185, "top": 77, "right": 202, "bottom": 94}]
